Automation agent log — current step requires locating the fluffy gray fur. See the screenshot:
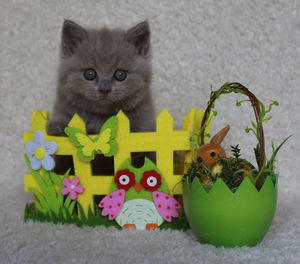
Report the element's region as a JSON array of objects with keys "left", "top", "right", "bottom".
[{"left": 47, "top": 20, "right": 155, "bottom": 135}]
